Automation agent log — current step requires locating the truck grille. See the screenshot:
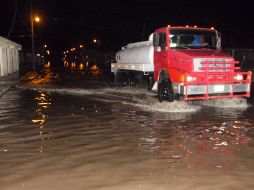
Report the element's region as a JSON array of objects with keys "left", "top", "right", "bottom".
[{"left": 193, "top": 58, "right": 237, "bottom": 72}]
